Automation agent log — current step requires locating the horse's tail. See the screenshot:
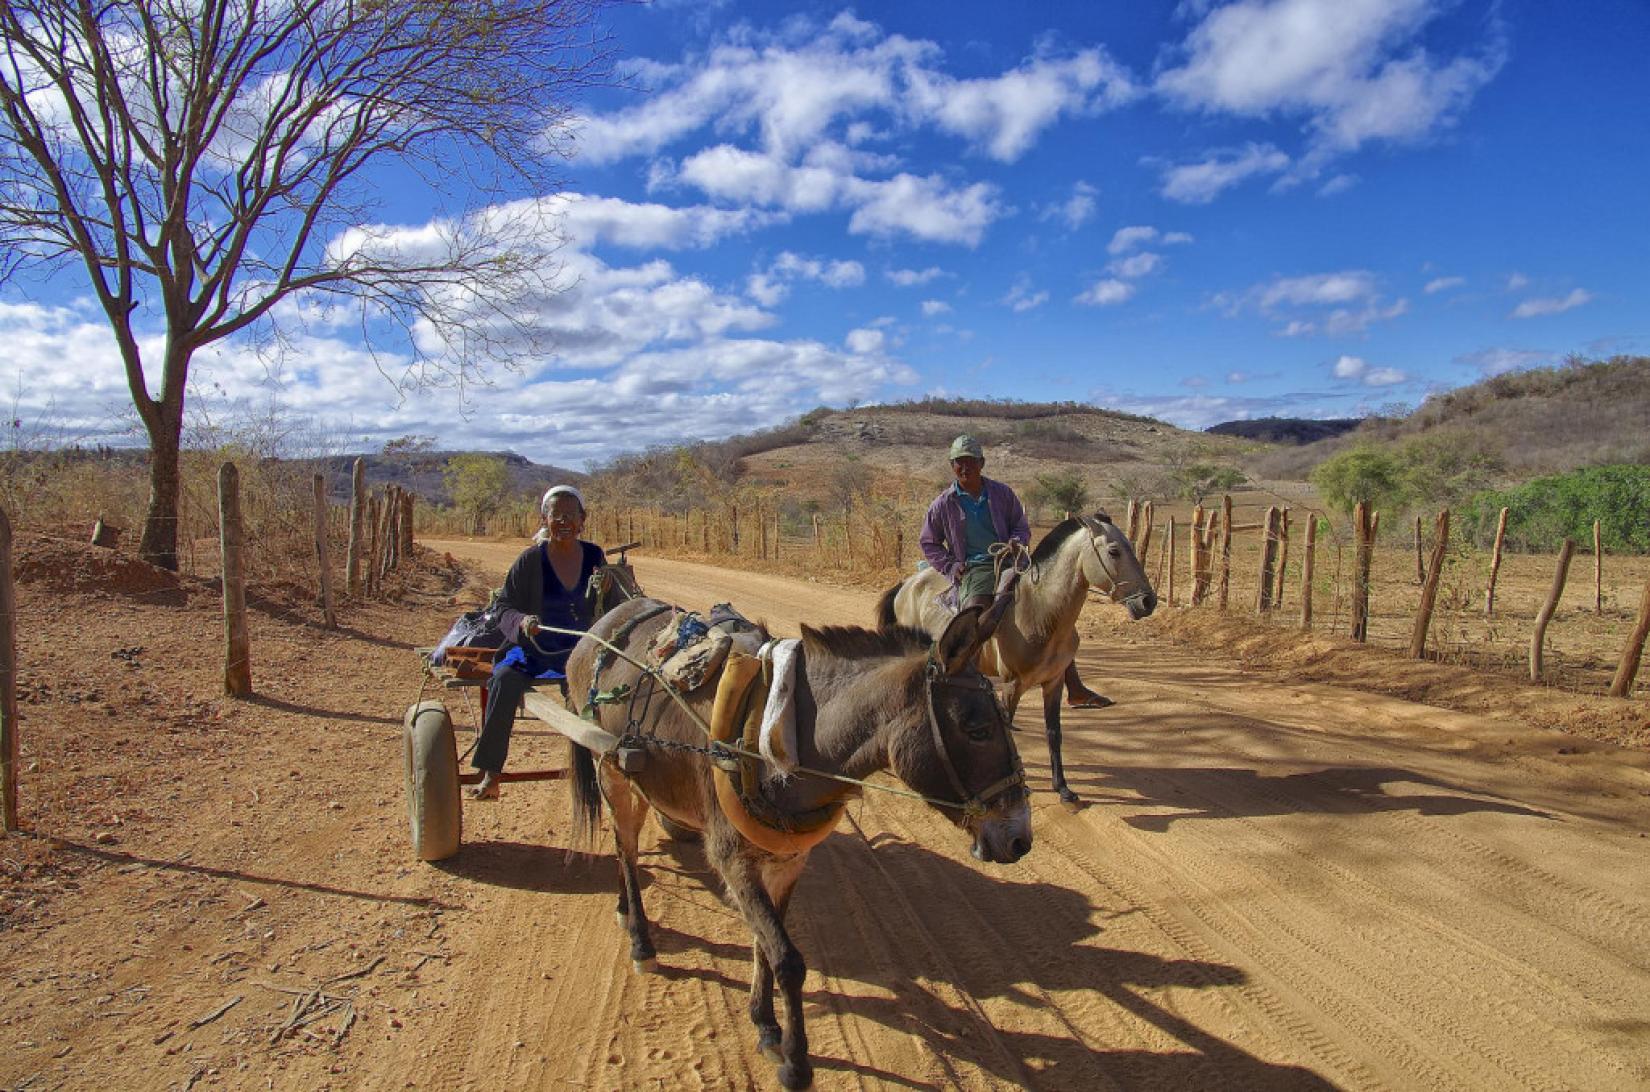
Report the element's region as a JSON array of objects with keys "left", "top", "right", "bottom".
[
  {"left": 873, "top": 580, "right": 902, "bottom": 630},
  {"left": 569, "top": 741, "right": 604, "bottom": 849}
]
